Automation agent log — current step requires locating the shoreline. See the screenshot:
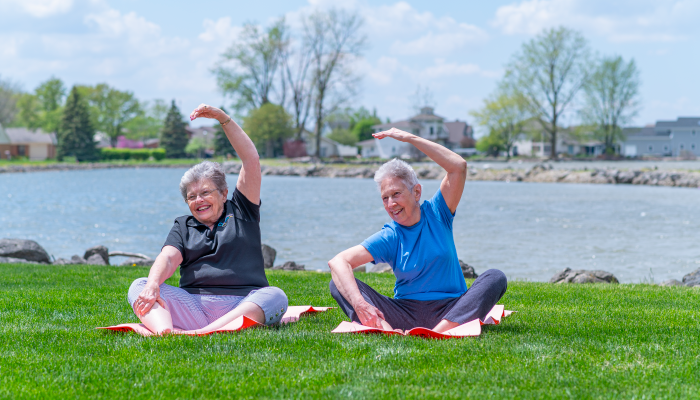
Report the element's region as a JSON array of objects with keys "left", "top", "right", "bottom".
[{"left": 2, "top": 160, "right": 700, "bottom": 188}]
